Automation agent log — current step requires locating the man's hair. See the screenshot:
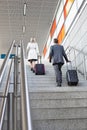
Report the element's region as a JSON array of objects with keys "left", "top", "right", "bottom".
[{"left": 54, "top": 38, "right": 58, "bottom": 44}]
